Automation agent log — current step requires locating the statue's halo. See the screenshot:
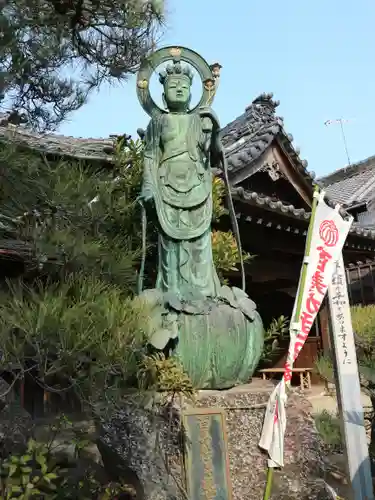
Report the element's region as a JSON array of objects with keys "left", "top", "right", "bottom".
[{"left": 136, "top": 46, "right": 215, "bottom": 118}]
